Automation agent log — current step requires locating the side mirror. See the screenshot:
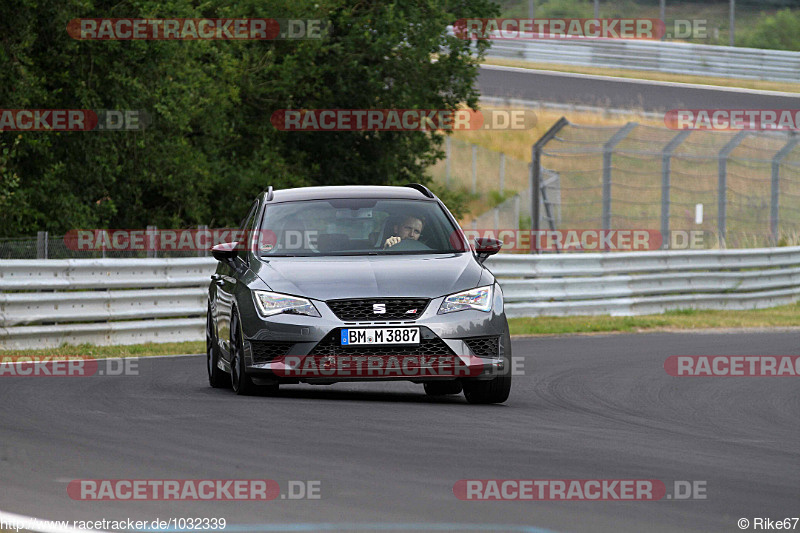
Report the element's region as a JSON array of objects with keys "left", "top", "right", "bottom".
[
  {"left": 474, "top": 237, "right": 502, "bottom": 264},
  {"left": 211, "top": 241, "right": 239, "bottom": 263}
]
